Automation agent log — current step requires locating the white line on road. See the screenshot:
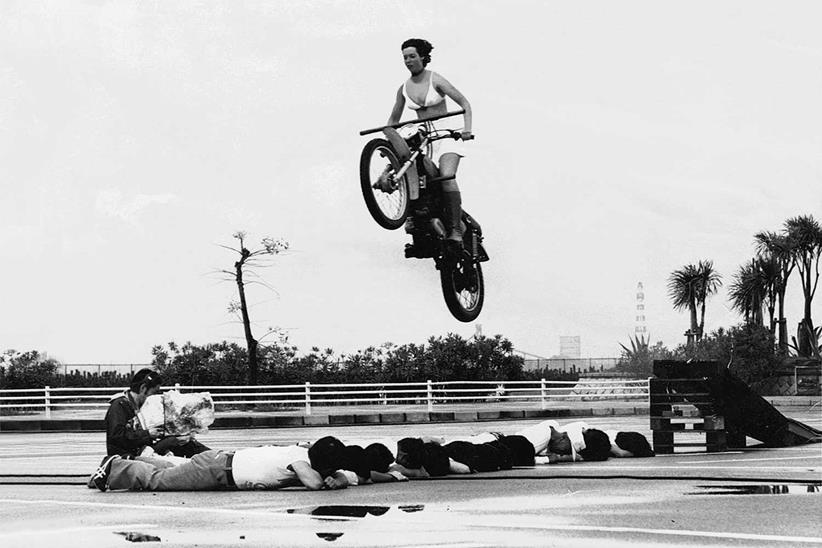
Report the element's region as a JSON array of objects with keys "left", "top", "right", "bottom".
[
  {"left": 0, "top": 524, "right": 156, "bottom": 538},
  {"left": 499, "top": 522, "right": 822, "bottom": 544},
  {"left": 551, "top": 465, "right": 819, "bottom": 472},
  {"left": 0, "top": 498, "right": 306, "bottom": 519},
  {"left": 678, "top": 455, "right": 822, "bottom": 464}
]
